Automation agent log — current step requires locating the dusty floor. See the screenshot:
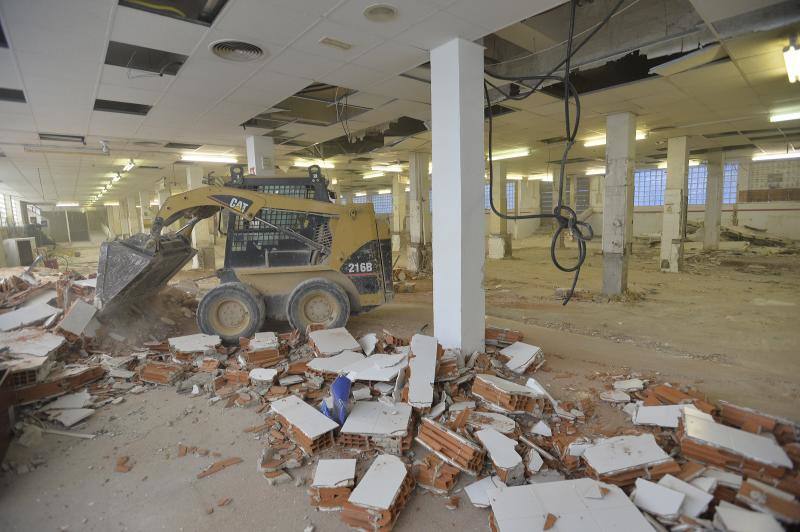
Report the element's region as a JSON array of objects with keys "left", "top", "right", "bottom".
[{"left": 1, "top": 235, "right": 798, "bottom": 531}]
